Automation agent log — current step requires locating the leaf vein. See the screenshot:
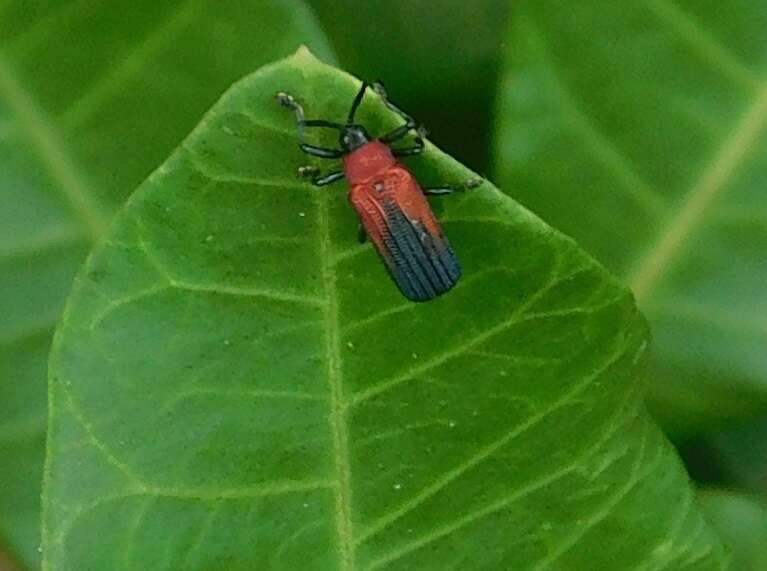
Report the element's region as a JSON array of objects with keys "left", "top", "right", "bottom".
[
  {"left": 0, "top": 56, "right": 108, "bottom": 239},
  {"left": 531, "top": 426, "right": 655, "bottom": 570},
  {"left": 146, "top": 479, "right": 337, "bottom": 501},
  {"left": 0, "top": 224, "right": 85, "bottom": 261},
  {"left": 642, "top": 0, "right": 763, "bottom": 90},
  {"left": 88, "top": 284, "right": 171, "bottom": 330},
  {"left": 2, "top": 0, "right": 93, "bottom": 58},
  {"left": 316, "top": 159, "right": 355, "bottom": 569},
  {"left": 170, "top": 279, "right": 326, "bottom": 306},
  {"left": 60, "top": 0, "right": 201, "bottom": 127},
  {"left": 350, "top": 256, "right": 566, "bottom": 405},
  {"left": 629, "top": 83, "right": 767, "bottom": 298},
  {"left": 523, "top": 18, "right": 667, "bottom": 218},
  {"left": 356, "top": 332, "right": 628, "bottom": 547},
  {"left": 122, "top": 496, "right": 153, "bottom": 569},
  {"left": 364, "top": 383, "right": 640, "bottom": 568},
  {"left": 58, "top": 383, "right": 147, "bottom": 488},
  {"left": 182, "top": 501, "right": 223, "bottom": 568}
]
